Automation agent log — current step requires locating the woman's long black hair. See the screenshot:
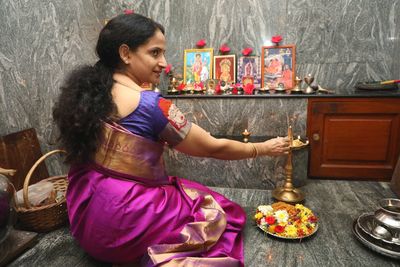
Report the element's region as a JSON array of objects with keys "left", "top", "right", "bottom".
[{"left": 53, "top": 13, "right": 164, "bottom": 164}]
